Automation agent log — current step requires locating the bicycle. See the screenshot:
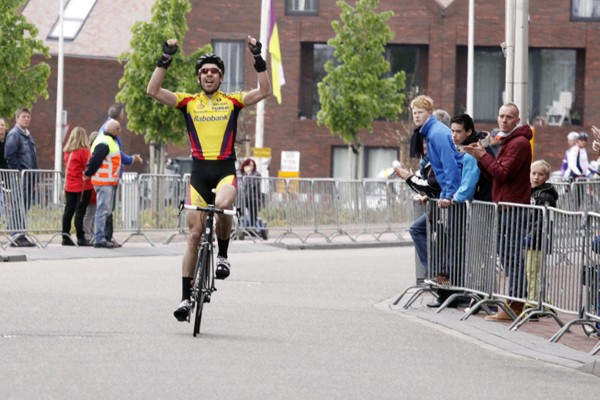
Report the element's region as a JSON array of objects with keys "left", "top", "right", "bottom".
[{"left": 178, "top": 200, "right": 236, "bottom": 336}]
